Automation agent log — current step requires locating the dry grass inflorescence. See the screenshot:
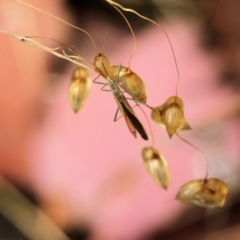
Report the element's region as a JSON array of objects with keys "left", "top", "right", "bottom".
[{"left": 0, "top": 0, "right": 229, "bottom": 211}]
